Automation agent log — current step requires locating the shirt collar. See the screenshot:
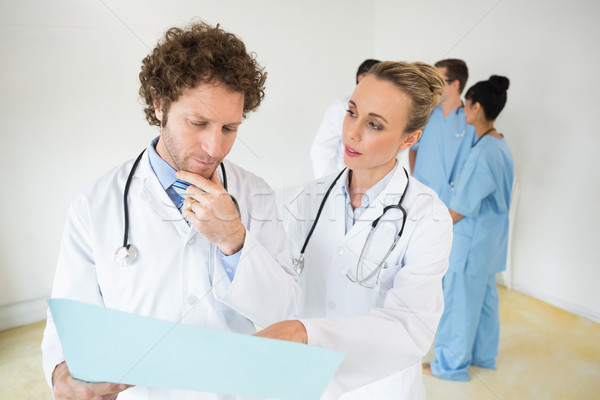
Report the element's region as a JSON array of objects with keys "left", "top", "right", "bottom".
[
  {"left": 148, "top": 136, "right": 177, "bottom": 190},
  {"left": 342, "top": 161, "right": 398, "bottom": 209}
]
